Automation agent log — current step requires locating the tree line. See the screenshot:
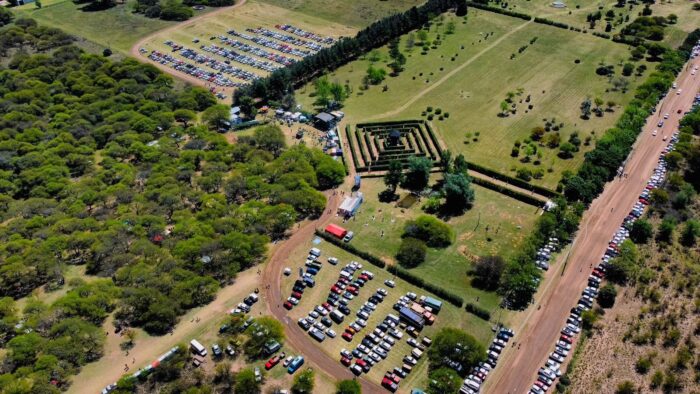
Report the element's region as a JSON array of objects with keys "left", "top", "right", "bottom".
[{"left": 234, "top": 0, "right": 467, "bottom": 109}]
